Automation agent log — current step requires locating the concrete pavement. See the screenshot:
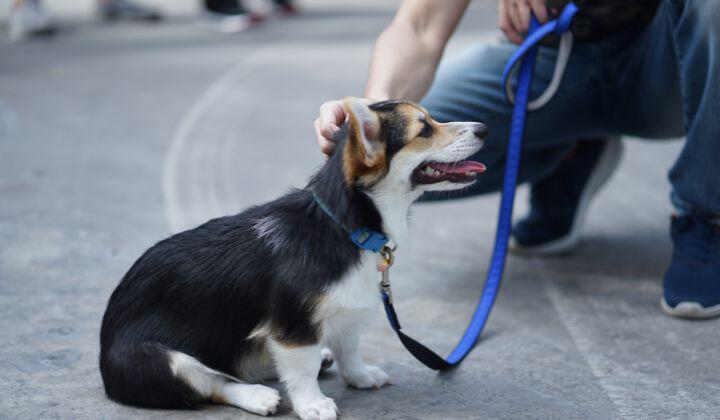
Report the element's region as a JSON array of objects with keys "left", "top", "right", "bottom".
[{"left": 1, "top": 1, "right": 718, "bottom": 419}]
